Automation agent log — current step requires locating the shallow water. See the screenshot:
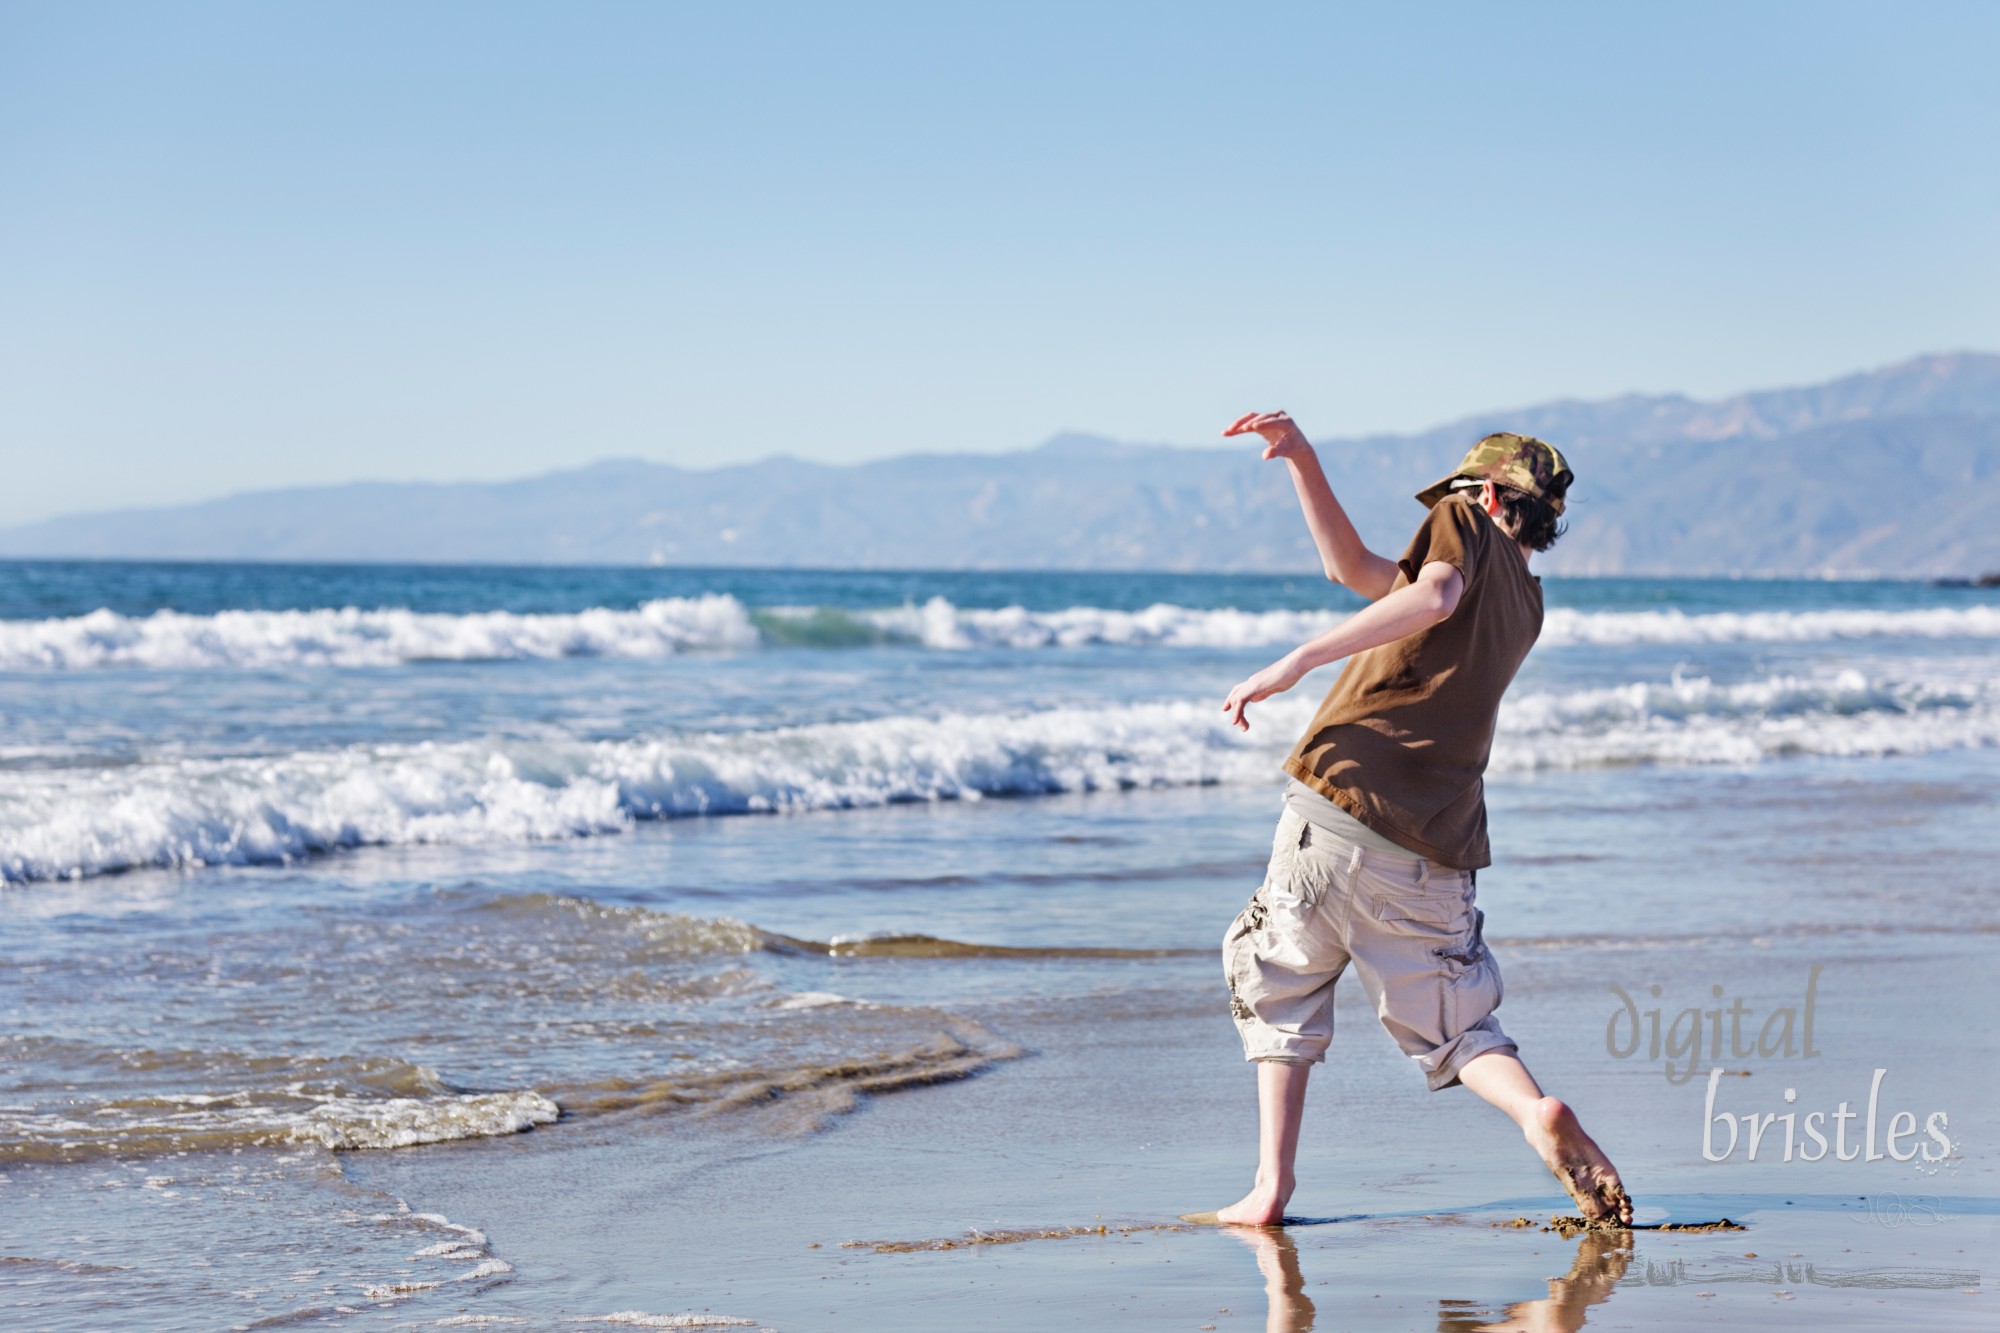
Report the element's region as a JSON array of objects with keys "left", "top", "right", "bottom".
[{"left": 2, "top": 562, "right": 1995, "bottom": 1329}]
